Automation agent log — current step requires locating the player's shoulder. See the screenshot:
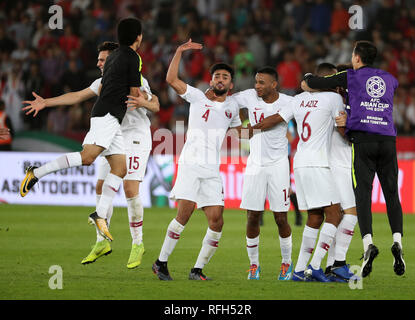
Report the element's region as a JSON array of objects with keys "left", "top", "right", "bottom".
[
  {"left": 319, "top": 91, "right": 343, "bottom": 102},
  {"left": 232, "top": 88, "right": 257, "bottom": 100},
  {"left": 226, "top": 94, "right": 242, "bottom": 109},
  {"left": 293, "top": 91, "right": 310, "bottom": 101},
  {"left": 277, "top": 92, "right": 295, "bottom": 103}
]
